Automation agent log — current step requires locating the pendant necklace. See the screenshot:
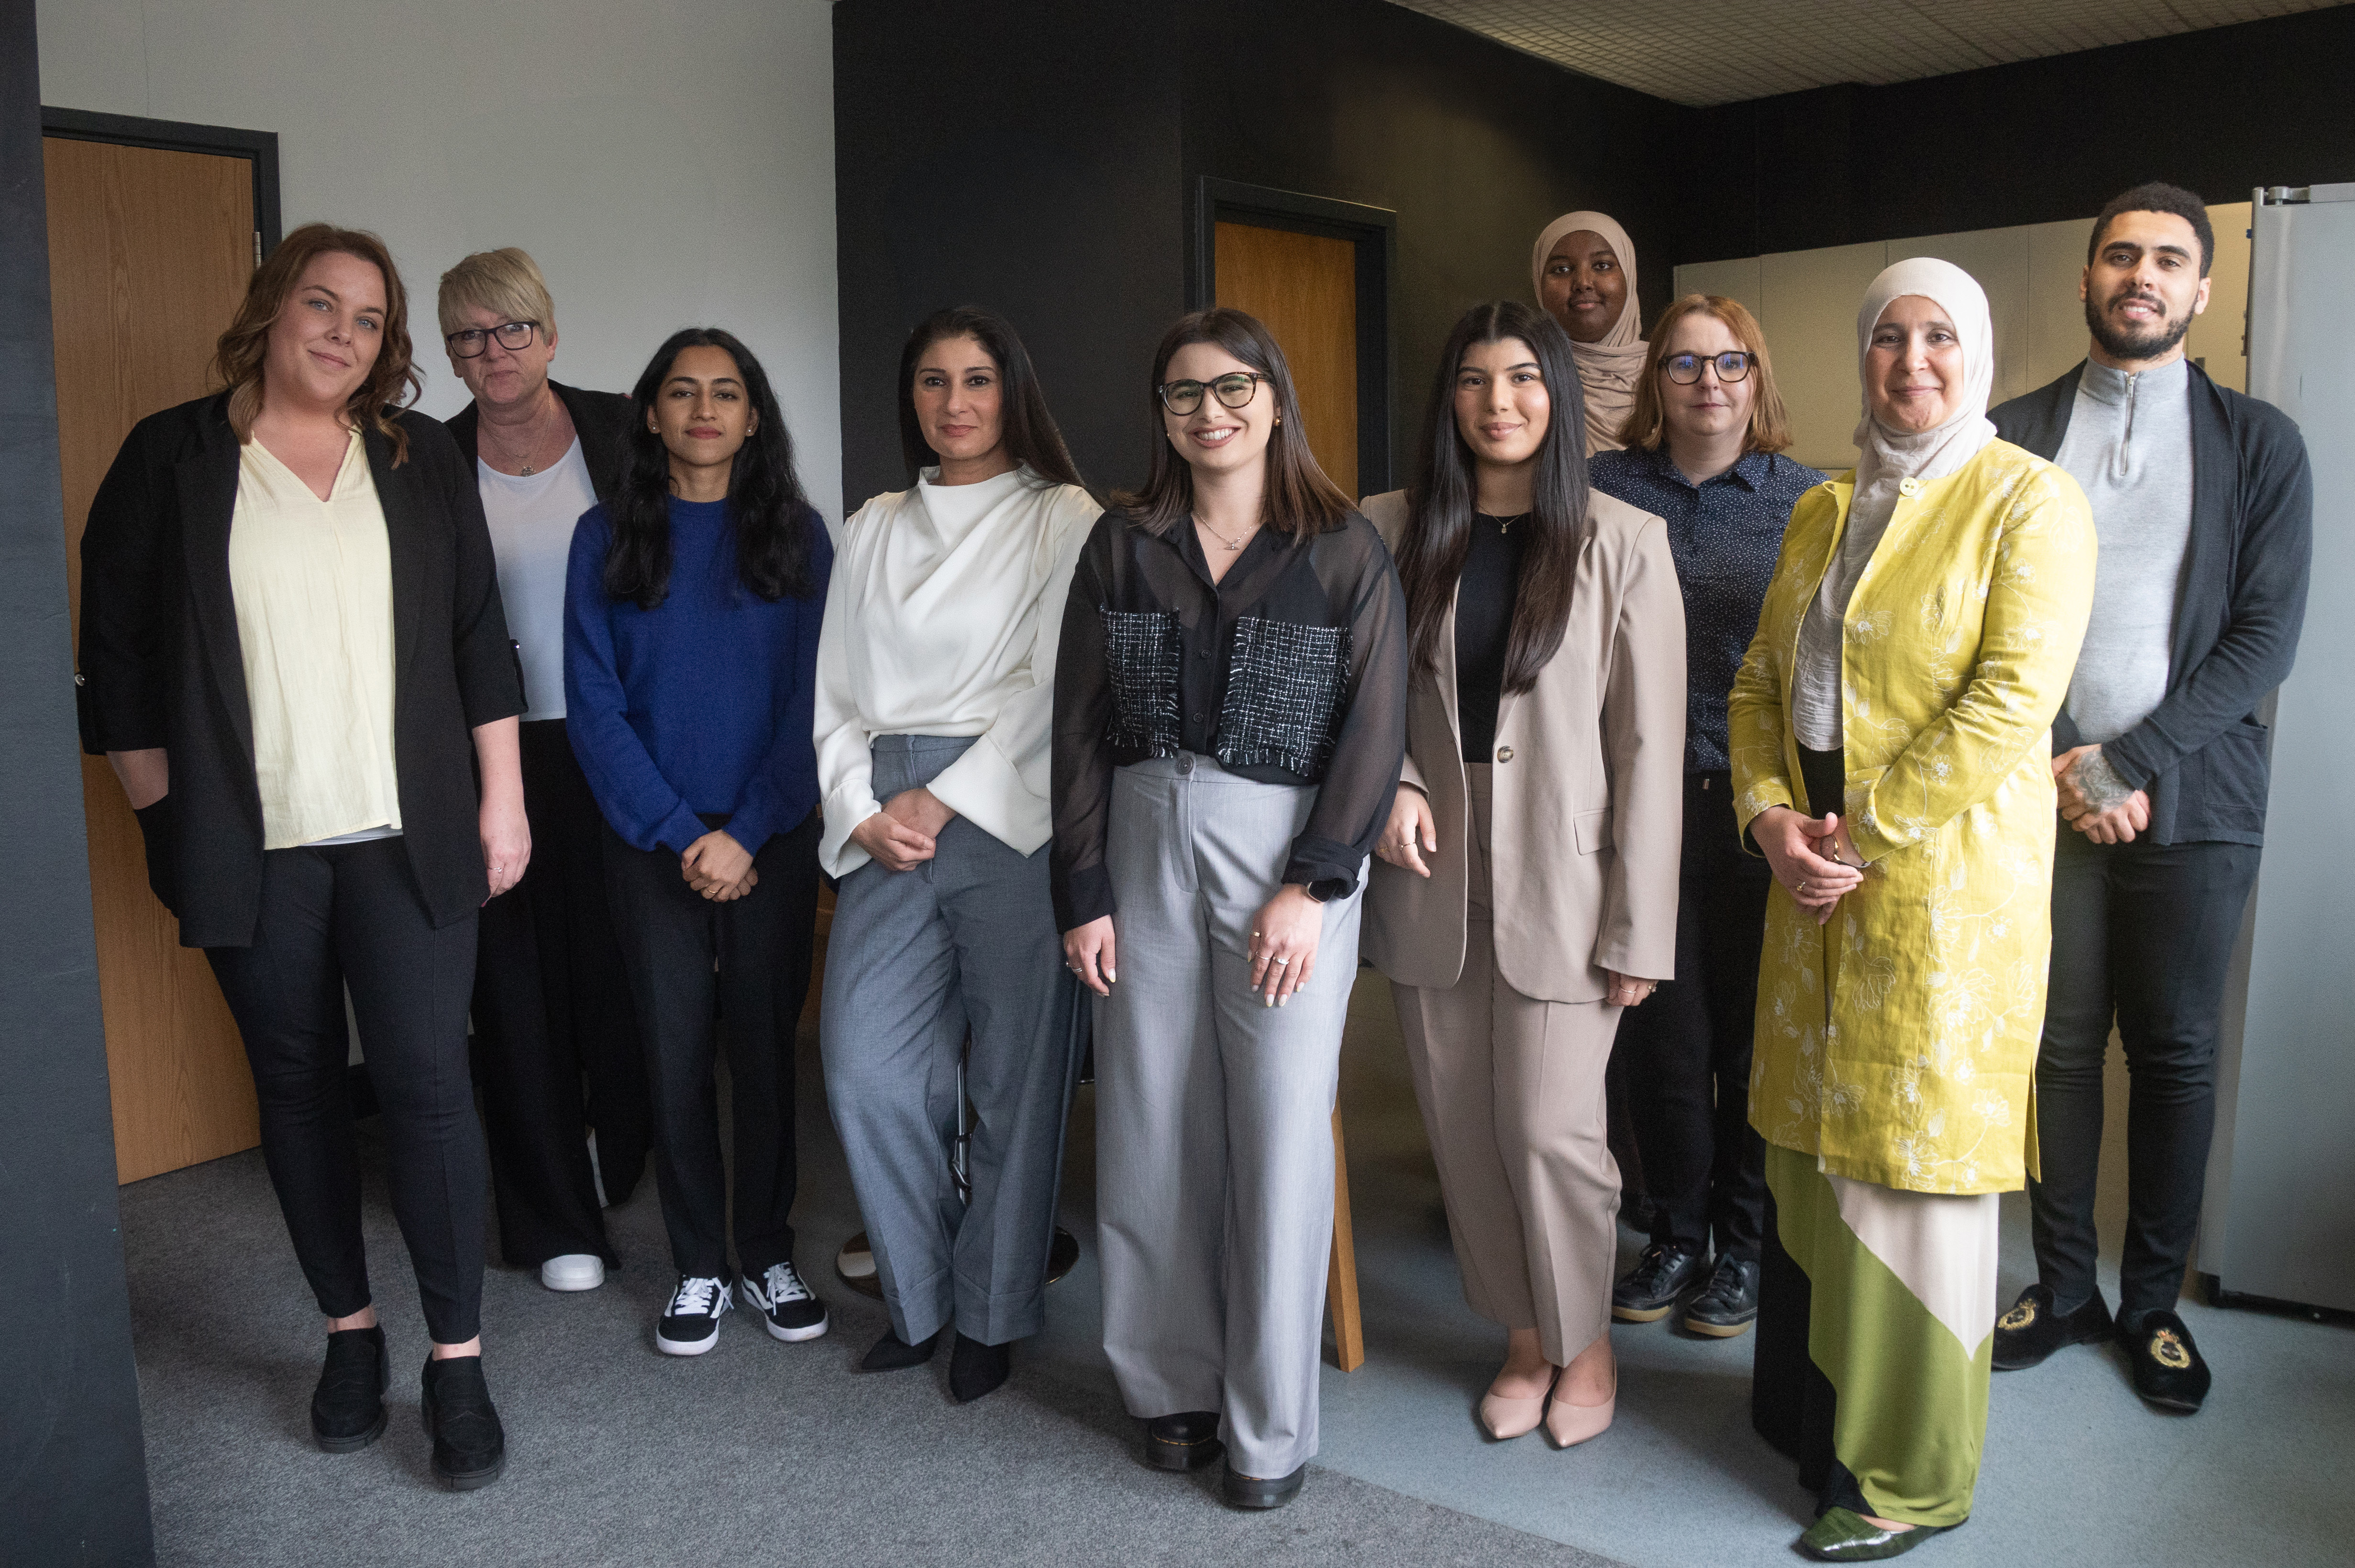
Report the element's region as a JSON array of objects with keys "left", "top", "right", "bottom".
[
  {"left": 1491, "top": 511, "right": 1531, "bottom": 535},
  {"left": 1196, "top": 514, "right": 1260, "bottom": 552},
  {"left": 486, "top": 396, "right": 559, "bottom": 475}
]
